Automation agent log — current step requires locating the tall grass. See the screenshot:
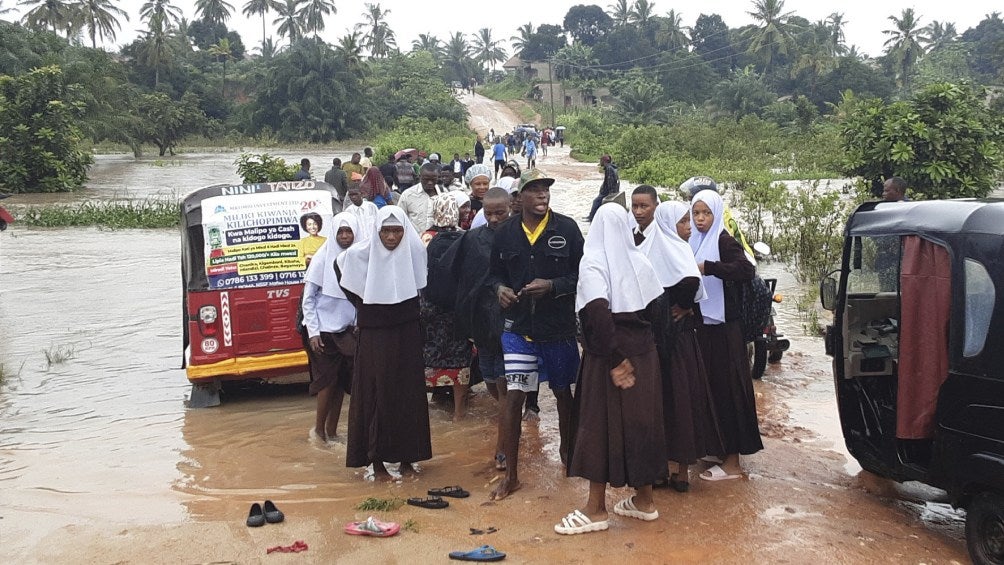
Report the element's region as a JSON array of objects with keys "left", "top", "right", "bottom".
[
  {"left": 14, "top": 199, "right": 178, "bottom": 229},
  {"left": 43, "top": 344, "right": 76, "bottom": 367}
]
